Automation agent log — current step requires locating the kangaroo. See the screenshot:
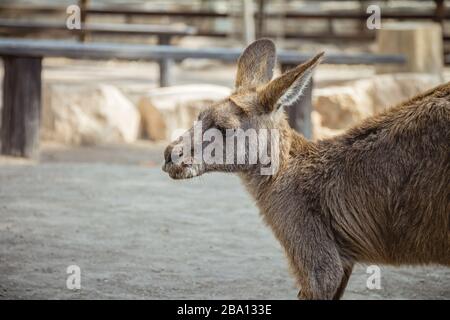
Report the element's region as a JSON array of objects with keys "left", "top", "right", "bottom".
[{"left": 162, "top": 39, "right": 450, "bottom": 299}]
